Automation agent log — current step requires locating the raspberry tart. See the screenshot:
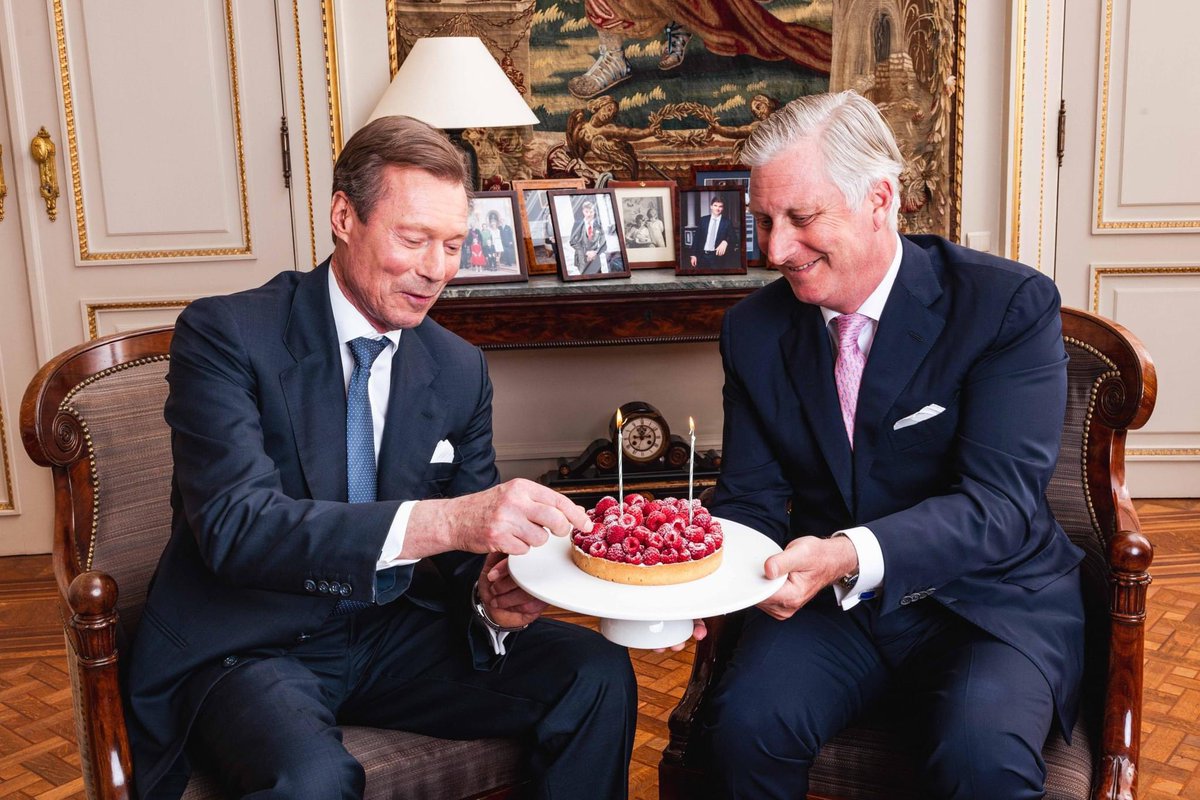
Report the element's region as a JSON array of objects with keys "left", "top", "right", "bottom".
[{"left": 569, "top": 494, "right": 724, "bottom": 586}]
